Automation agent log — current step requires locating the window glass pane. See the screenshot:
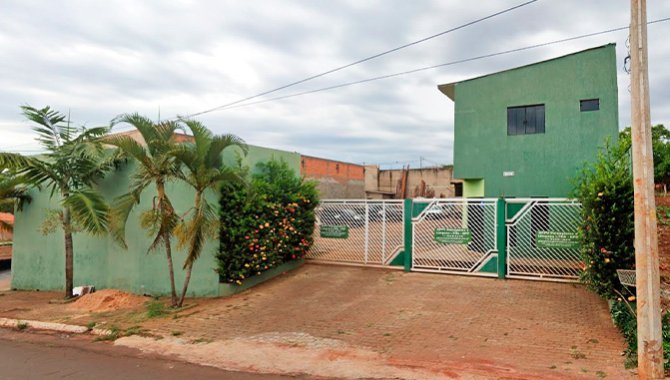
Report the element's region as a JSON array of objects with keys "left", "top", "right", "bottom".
[
  {"left": 536, "top": 105, "right": 545, "bottom": 133},
  {"left": 580, "top": 99, "right": 599, "bottom": 112},
  {"left": 507, "top": 104, "right": 545, "bottom": 135},
  {"left": 526, "top": 106, "right": 536, "bottom": 134}
]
